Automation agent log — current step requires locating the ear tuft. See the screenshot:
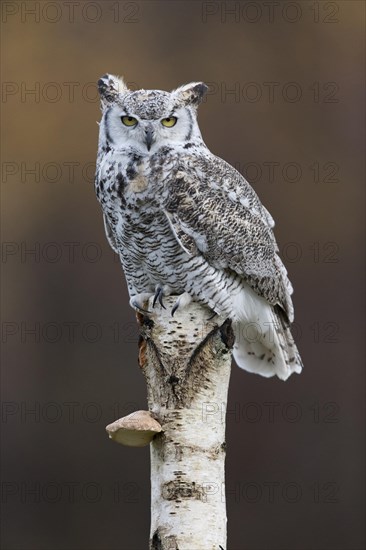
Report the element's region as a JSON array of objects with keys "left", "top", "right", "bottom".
[
  {"left": 97, "top": 74, "right": 128, "bottom": 110},
  {"left": 172, "top": 81, "right": 208, "bottom": 107}
]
